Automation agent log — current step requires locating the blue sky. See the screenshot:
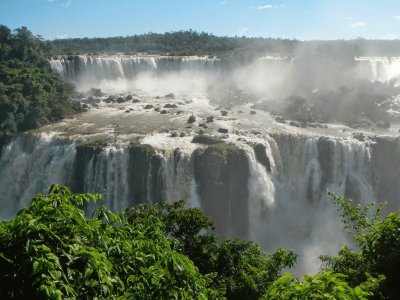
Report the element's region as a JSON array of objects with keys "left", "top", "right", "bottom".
[{"left": 1, "top": 0, "right": 400, "bottom": 40}]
